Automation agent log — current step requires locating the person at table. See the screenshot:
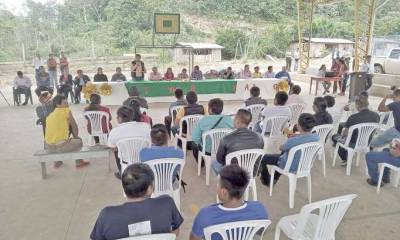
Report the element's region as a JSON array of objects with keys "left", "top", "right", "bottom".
[
  {"left": 222, "top": 66, "right": 235, "bottom": 79},
  {"left": 361, "top": 55, "right": 374, "bottom": 91},
  {"left": 252, "top": 66, "right": 263, "bottom": 78},
  {"left": 260, "top": 114, "right": 319, "bottom": 186},
  {"left": 84, "top": 93, "right": 112, "bottom": 144},
  {"left": 338, "top": 58, "right": 349, "bottom": 96},
  {"left": 331, "top": 96, "right": 379, "bottom": 166},
  {"left": 73, "top": 70, "right": 91, "bottom": 104},
  {"left": 131, "top": 54, "right": 146, "bottom": 81},
  {"left": 107, "top": 106, "right": 151, "bottom": 179},
  {"left": 264, "top": 66, "right": 275, "bottom": 78},
  {"left": 254, "top": 91, "right": 291, "bottom": 134},
  {"left": 45, "top": 94, "right": 90, "bottom": 168},
  {"left": 164, "top": 67, "right": 175, "bottom": 81},
  {"left": 35, "top": 66, "right": 54, "bottom": 97},
  {"left": 13, "top": 71, "right": 32, "bottom": 106},
  {"left": 192, "top": 98, "right": 234, "bottom": 162},
  {"left": 370, "top": 89, "right": 400, "bottom": 148},
  {"left": 59, "top": 51, "right": 69, "bottom": 74},
  {"left": 245, "top": 86, "right": 267, "bottom": 107},
  {"left": 318, "top": 64, "right": 331, "bottom": 94},
  {"left": 178, "top": 68, "right": 189, "bottom": 80},
  {"left": 286, "top": 85, "right": 305, "bottom": 105},
  {"left": 148, "top": 66, "right": 162, "bottom": 81},
  {"left": 93, "top": 67, "right": 108, "bottom": 82},
  {"left": 331, "top": 58, "right": 341, "bottom": 94},
  {"left": 174, "top": 91, "right": 206, "bottom": 136},
  {"left": 213, "top": 109, "right": 264, "bottom": 174},
  {"left": 275, "top": 66, "right": 292, "bottom": 86},
  {"left": 190, "top": 165, "right": 268, "bottom": 240},
  {"left": 110, "top": 67, "right": 126, "bottom": 82},
  {"left": 57, "top": 69, "right": 74, "bottom": 100},
  {"left": 47, "top": 53, "right": 58, "bottom": 87},
  {"left": 165, "top": 88, "right": 187, "bottom": 135},
  {"left": 366, "top": 139, "right": 400, "bottom": 187},
  {"left": 191, "top": 65, "right": 203, "bottom": 80},
  {"left": 90, "top": 163, "right": 183, "bottom": 240},
  {"left": 123, "top": 86, "right": 149, "bottom": 109},
  {"left": 240, "top": 64, "right": 252, "bottom": 79}
]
